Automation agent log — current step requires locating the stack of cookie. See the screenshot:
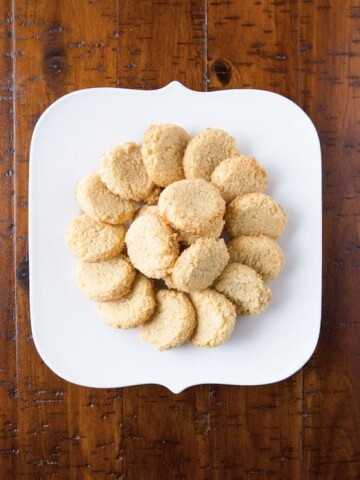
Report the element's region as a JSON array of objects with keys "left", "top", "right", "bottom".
[{"left": 65, "top": 125, "right": 287, "bottom": 350}]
